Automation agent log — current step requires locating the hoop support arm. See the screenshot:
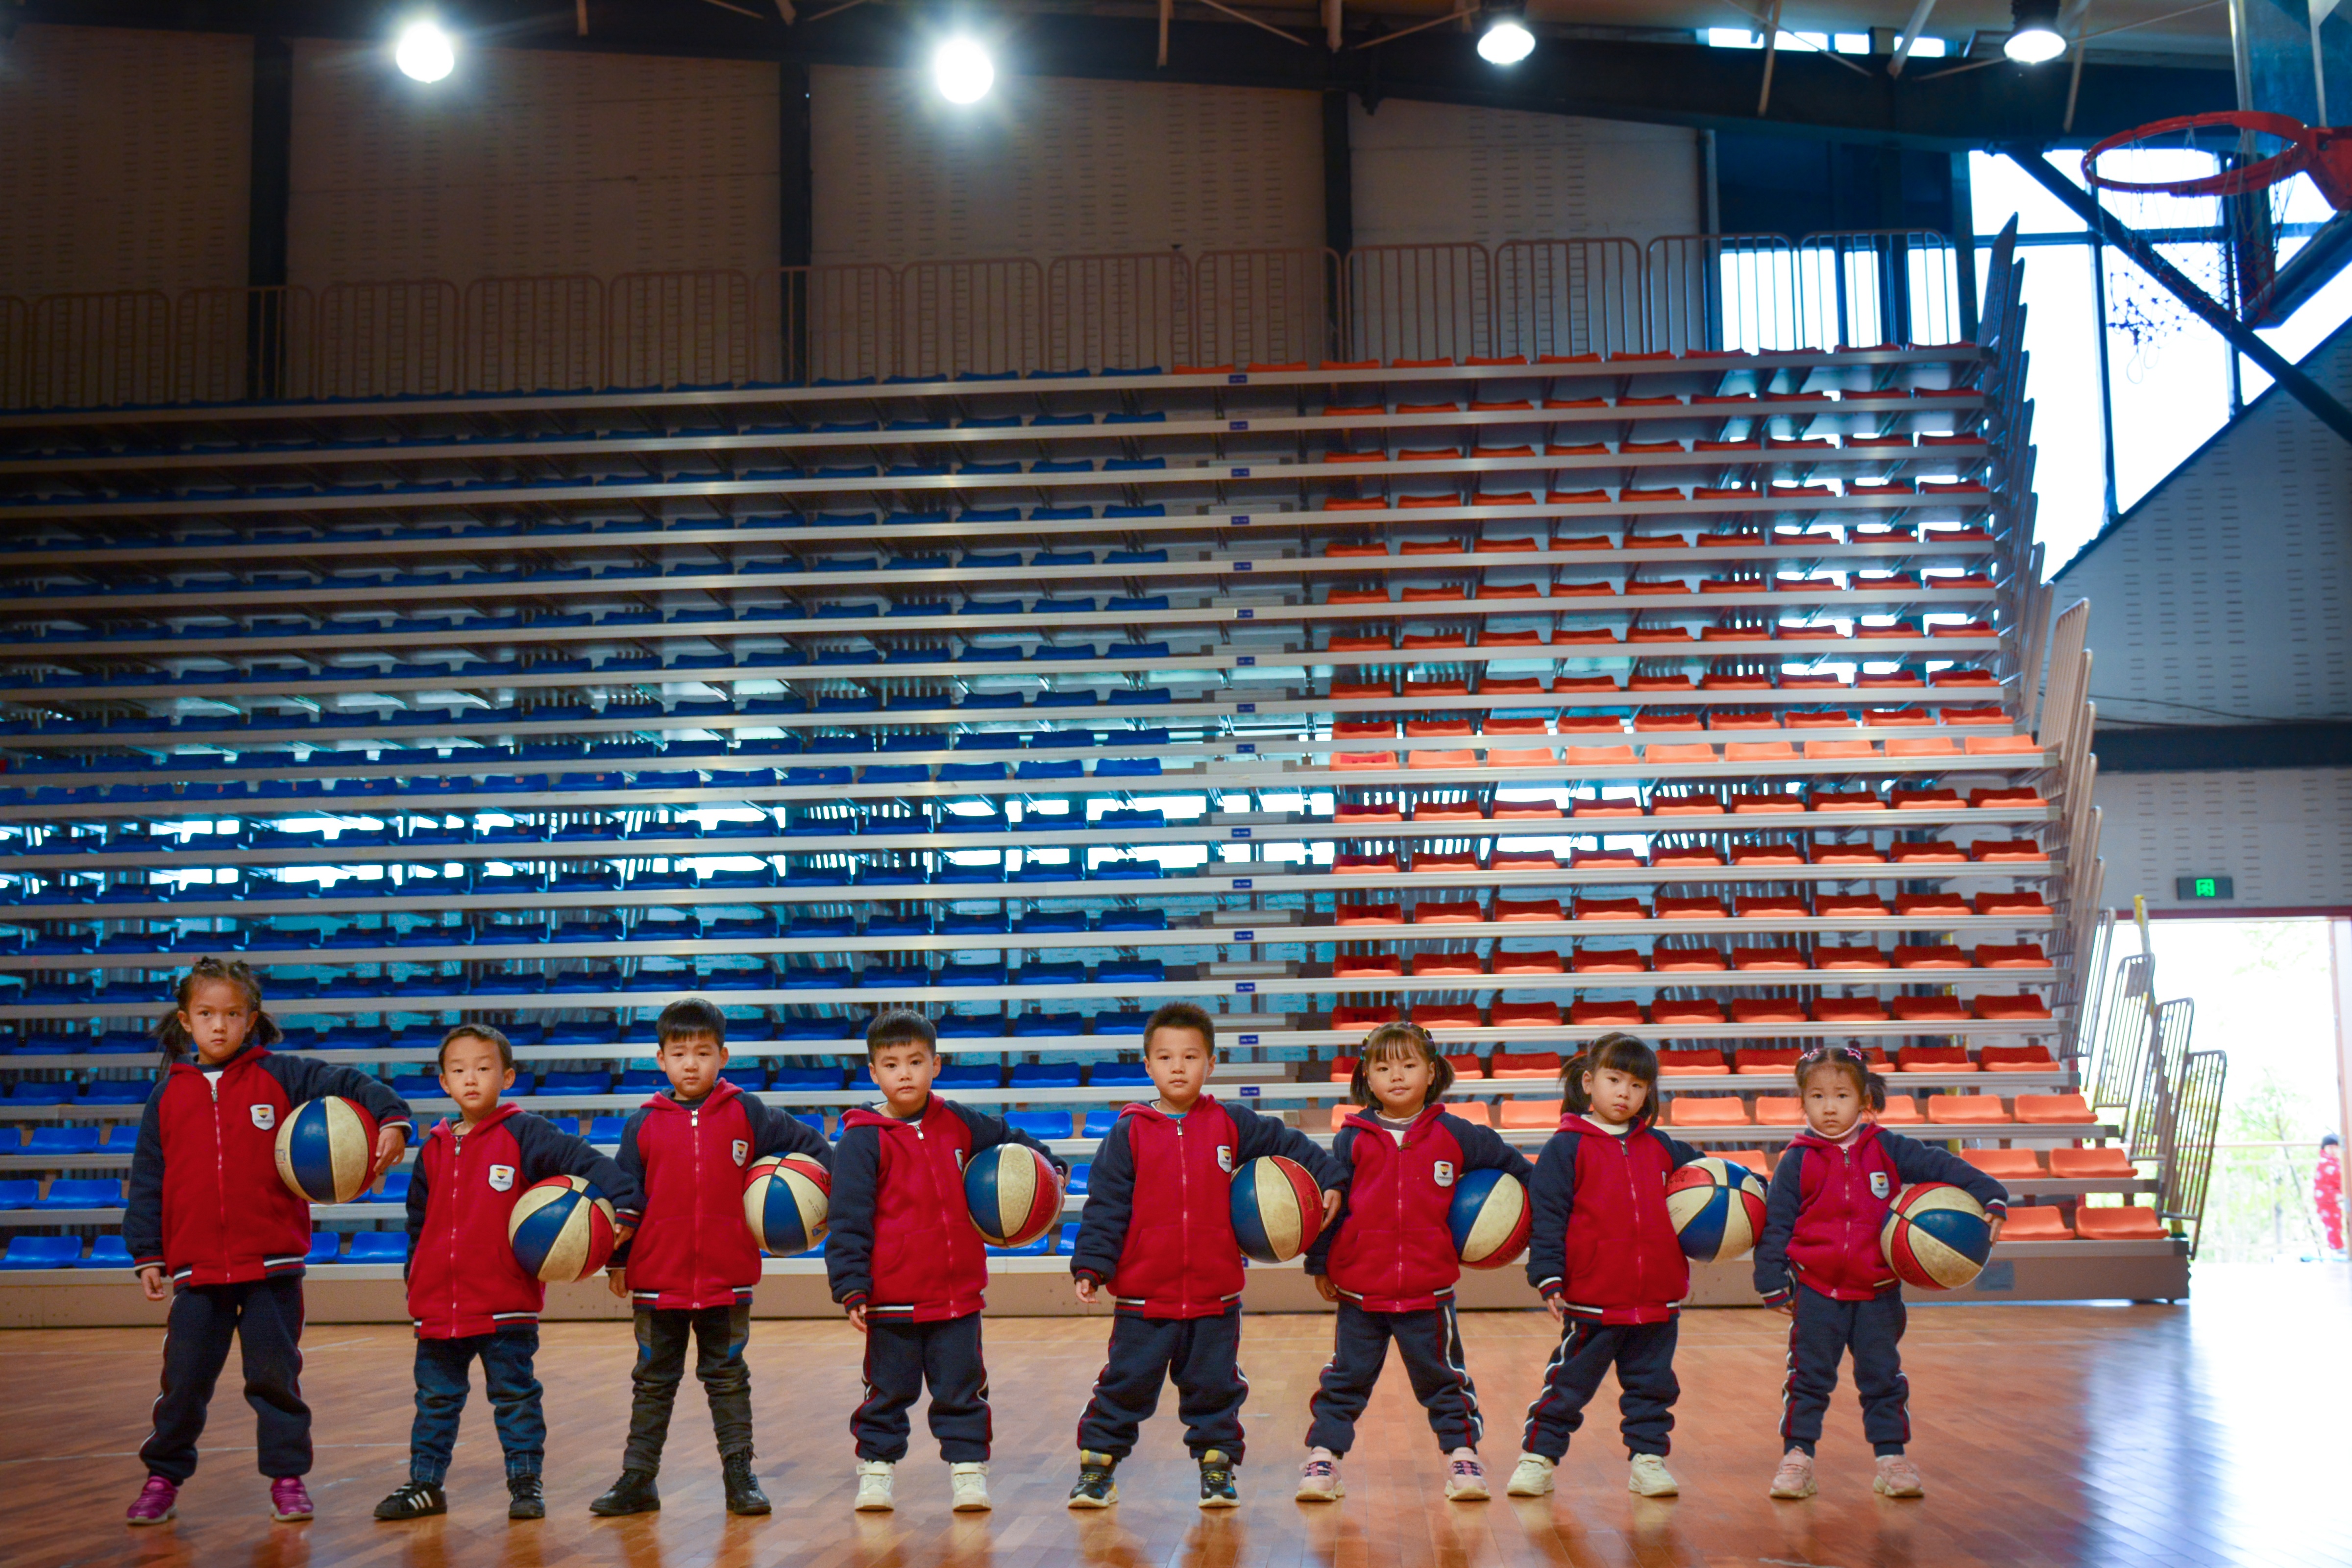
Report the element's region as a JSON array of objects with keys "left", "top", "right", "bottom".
[{"left": 2001, "top": 144, "right": 2352, "bottom": 447}]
